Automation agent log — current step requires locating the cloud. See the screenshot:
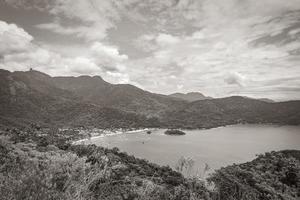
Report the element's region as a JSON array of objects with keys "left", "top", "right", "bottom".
[
  {"left": 1, "top": 45, "right": 101, "bottom": 76},
  {"left": 4, "top": 0, "right": 51, "bottom": 10},
  {"left": 88, "top": 42, "right": 128, "bottom": 74},
  {"left": 129, "top": 21, "right": 300, "bottom": 99},
  {"left": 0, "top": 21, "right": 33, "bottom": 55},
  {"left": 90, "top": 42, "right": 128, "bottom": 71},
  {"left": 224, "top": 72, "right": 247, "bottom": 87},
  {"left": 0, "top": 20, "right": 132, "bottom": 84},
  {"left": 35, "top": 22, "right": 81, "bottom": 35},
  {"left": 124, "top": 0, "right": 300, "bottom": 100},
  {"left": 156, "top": 33, "right": 180, "bottom": 47},
  {"left": 36, "top": 21, "right": 113, "bottom": 42},
  {"left": 33, "top": 0, "right": 124, "bottom": 41}
]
